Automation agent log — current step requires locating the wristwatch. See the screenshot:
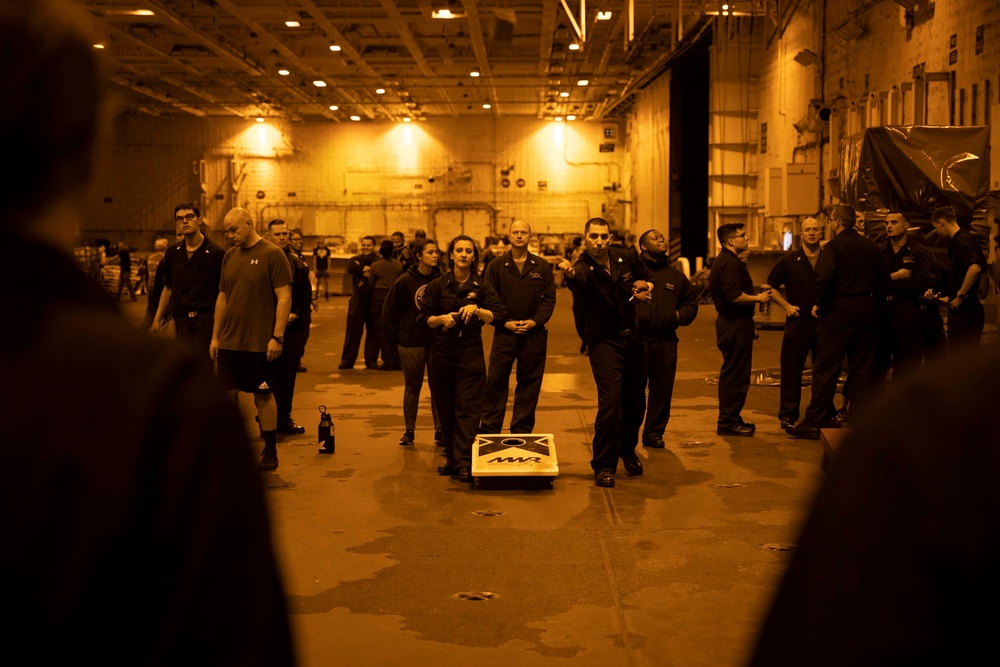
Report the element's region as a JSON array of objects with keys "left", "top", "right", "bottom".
[{"left": 271, "top": 335, "right": 284, "bottom": 344}]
